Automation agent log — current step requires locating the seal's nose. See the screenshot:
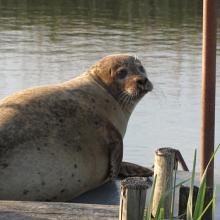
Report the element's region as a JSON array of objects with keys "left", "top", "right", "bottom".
[
  {"left": 137, "top": 78, "right": 148, "bottom": 87},
  {"left": 146, "top": 79, "right": 153, "bottom": 92},
  {"left": 137, "top": 77, "right": 153, "bottom": 92}
]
